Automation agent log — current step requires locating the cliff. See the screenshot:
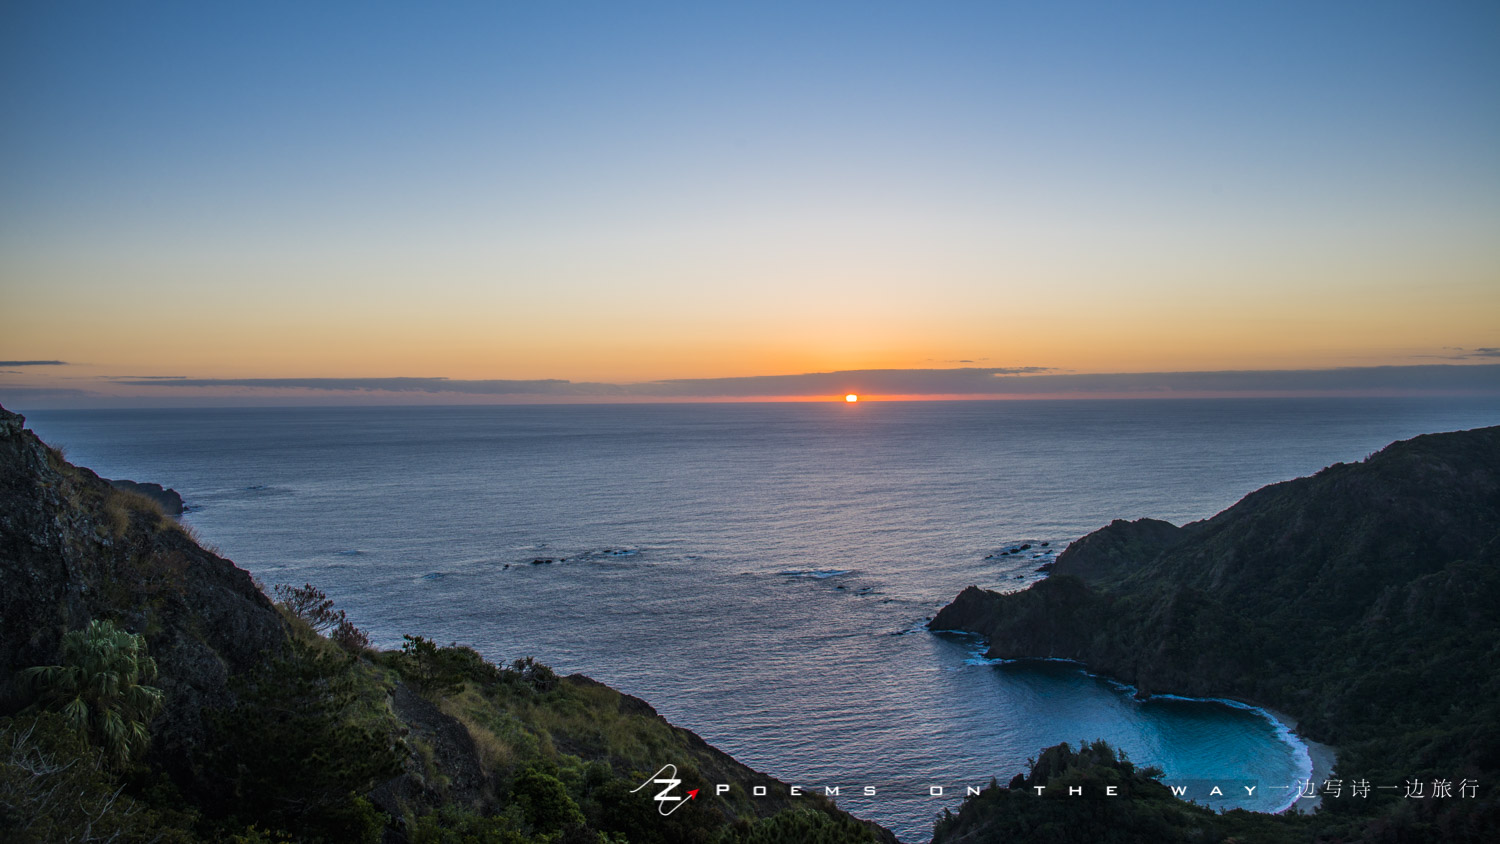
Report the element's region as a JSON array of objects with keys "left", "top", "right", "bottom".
[
  {"left": 1047, "top": 516, "right": 1184, "bottom": 584},
  {"left": 0, "top": 406, "right": 284, "bottom": 768},
  {"left": 0, "top": 404, "right": 895, "bottom": 843},
  {"left": 932, "top": 425, "right": 1500, "bottom": 840}
]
